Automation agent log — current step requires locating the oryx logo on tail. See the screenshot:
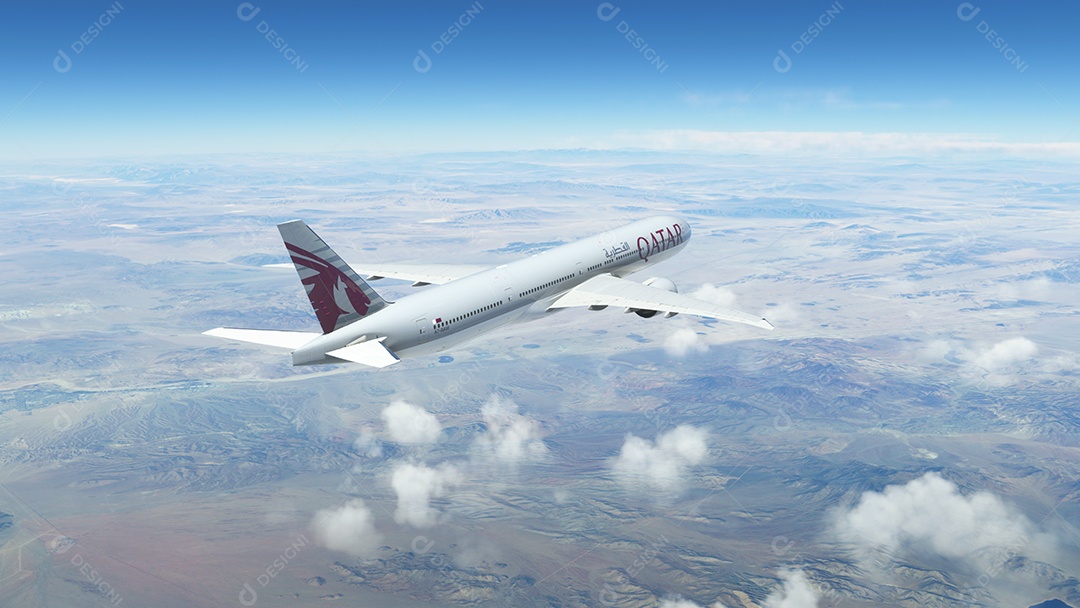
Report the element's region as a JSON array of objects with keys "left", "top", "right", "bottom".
[
  {"left": 286, "top": 242, "right": 371, "bottom": 332},
  {"left": 277, "top": 220, "right": 388, "bottom": 334}
]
